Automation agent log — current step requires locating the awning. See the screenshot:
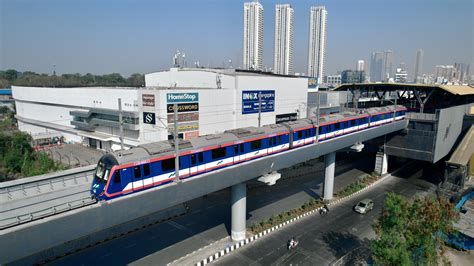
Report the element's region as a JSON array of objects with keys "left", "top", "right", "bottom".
[{"left": 446, "top": 126, "right": 474, "bottom": 166}]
